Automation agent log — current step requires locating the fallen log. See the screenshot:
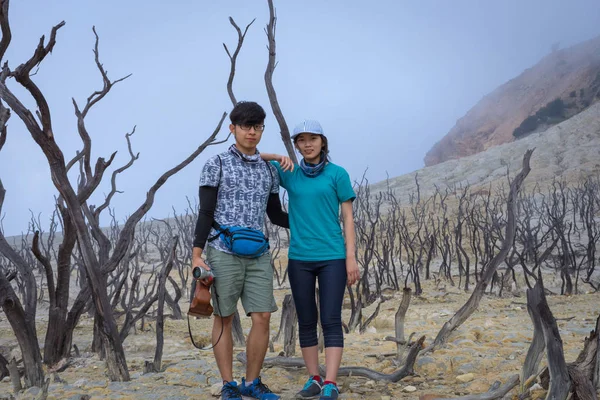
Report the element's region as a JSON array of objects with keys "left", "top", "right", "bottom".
[
  {"left": 237, "top": 335, "right": 425, "bottom": 382},
  {"left": 423, "top": 375, "right": 519, "bottom": 400}
]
